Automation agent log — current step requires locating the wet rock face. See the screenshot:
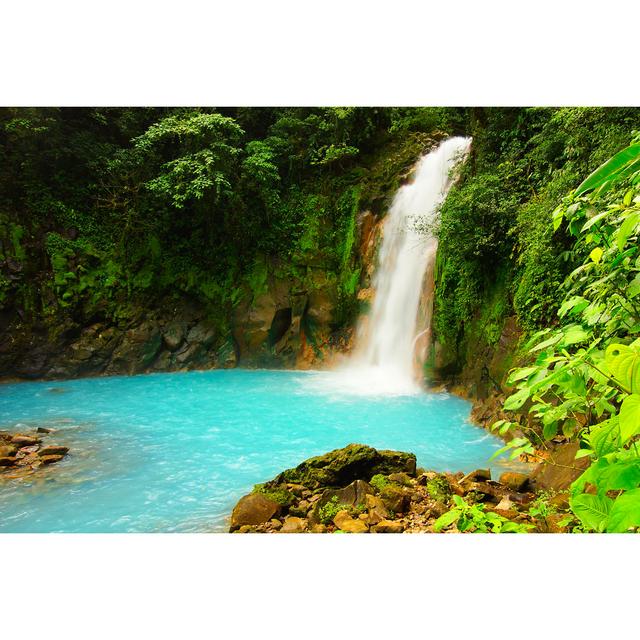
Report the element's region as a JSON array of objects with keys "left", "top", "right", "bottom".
[{"left": 0, "top": 304, "right": 235, "bottom": 380}]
